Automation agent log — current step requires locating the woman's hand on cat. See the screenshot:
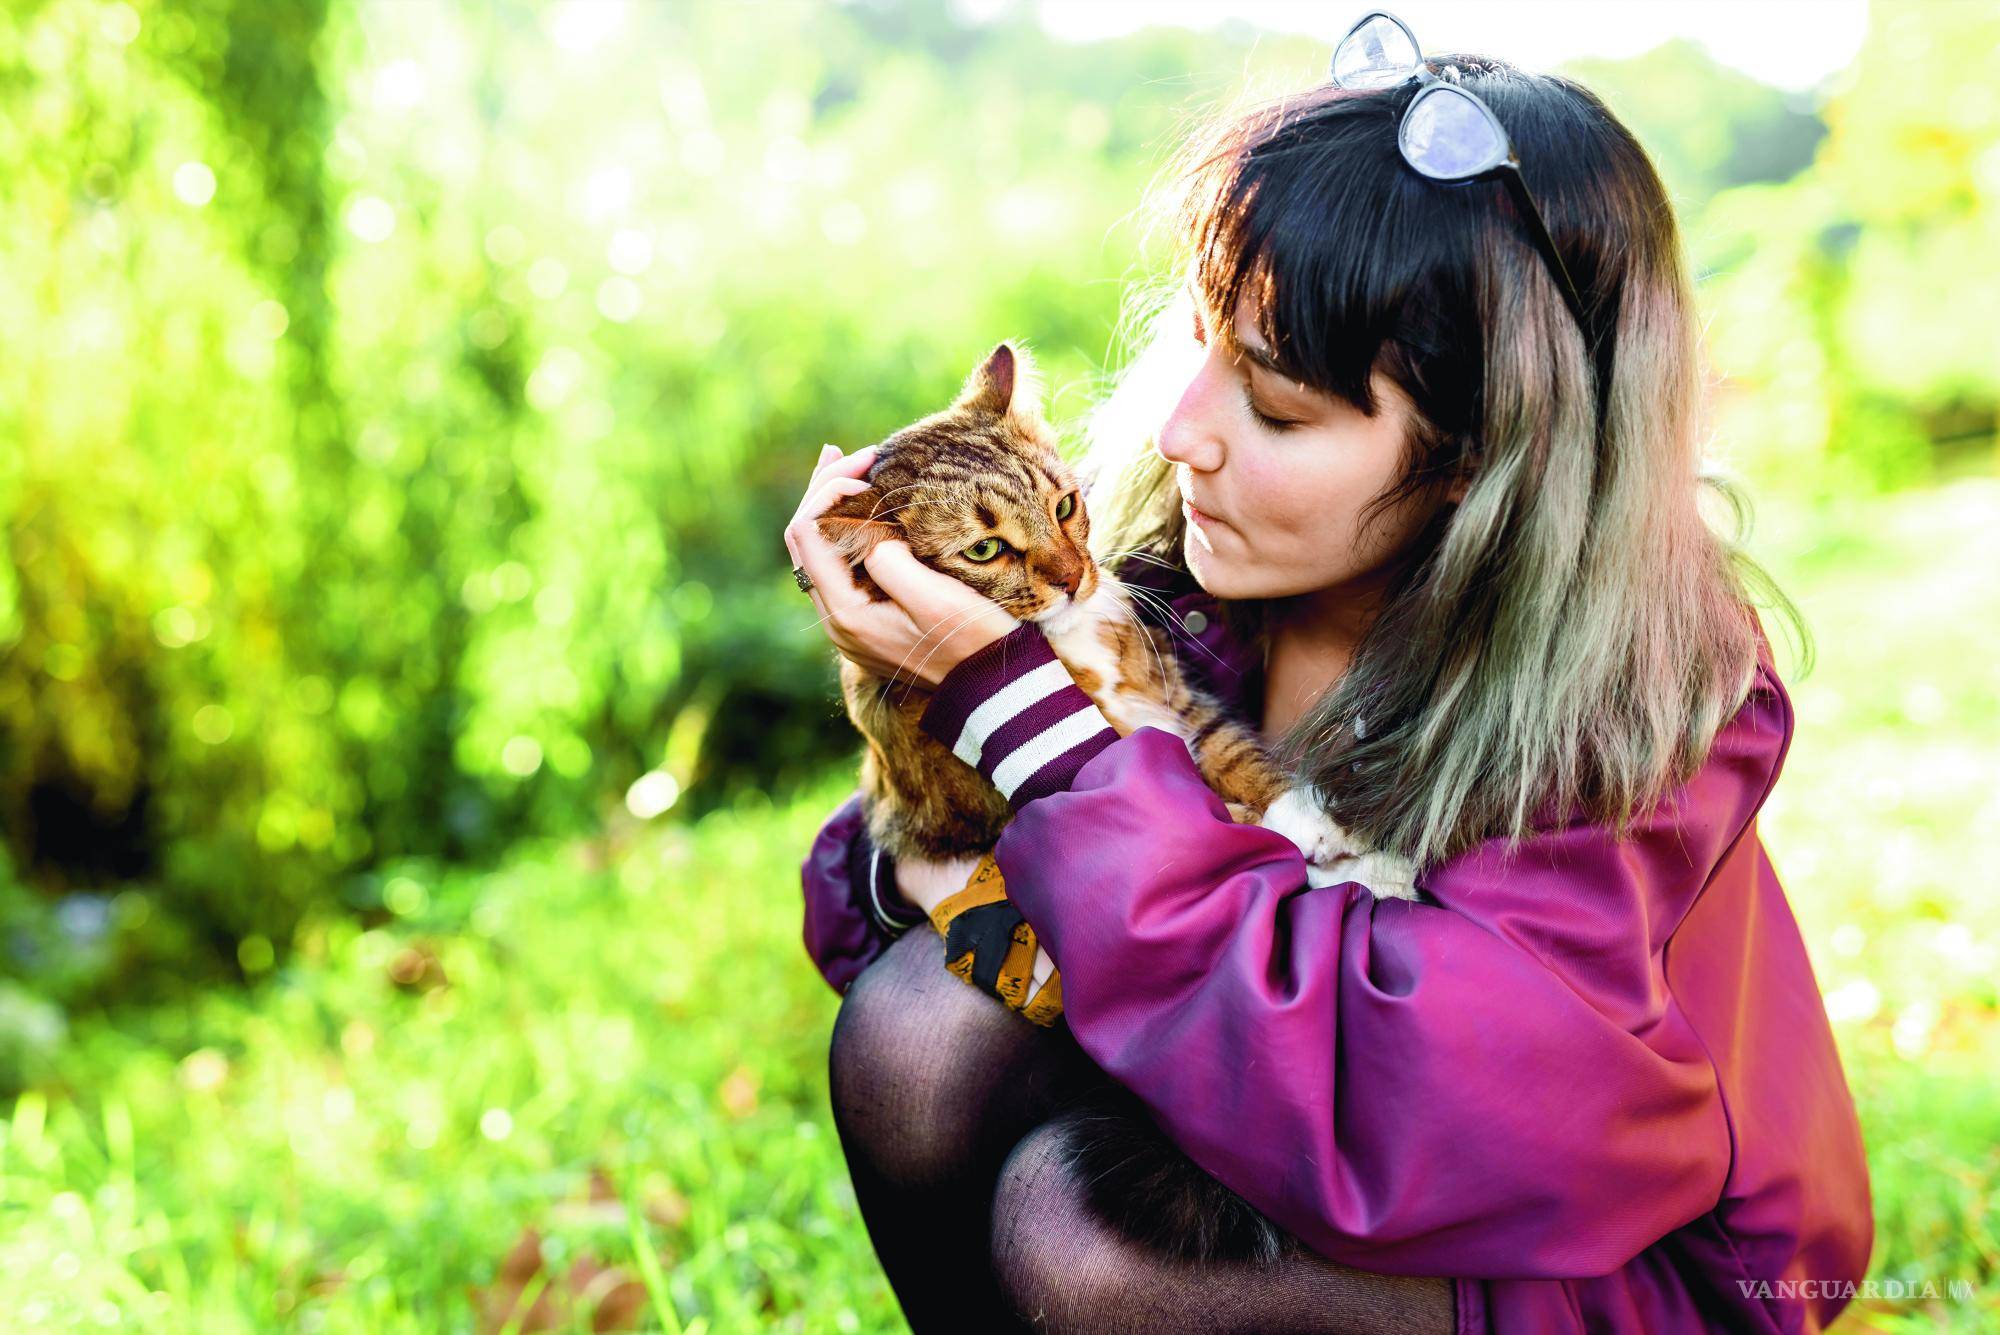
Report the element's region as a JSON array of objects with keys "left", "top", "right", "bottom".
[{"left": 786, "top": 444, "right": 1019, "bottom": 690}]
